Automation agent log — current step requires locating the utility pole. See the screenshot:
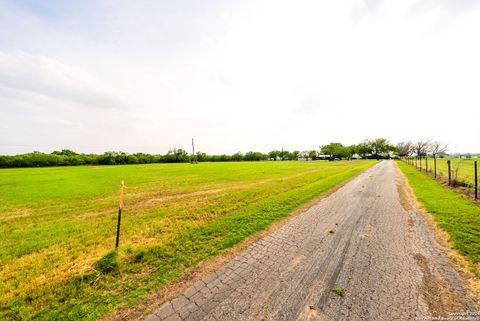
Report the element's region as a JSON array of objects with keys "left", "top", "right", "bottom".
[{"left": 191, "top": 138, "right": 196, "bottom": 163}]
